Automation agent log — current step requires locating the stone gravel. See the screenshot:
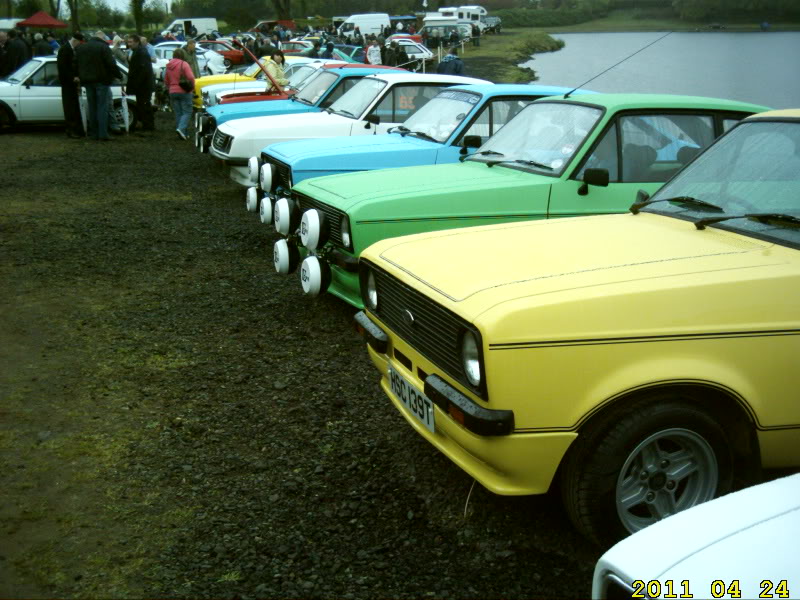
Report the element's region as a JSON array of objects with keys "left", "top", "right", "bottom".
[{"left": 1, "top": 117, "right": 601, "bottom": 599}]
